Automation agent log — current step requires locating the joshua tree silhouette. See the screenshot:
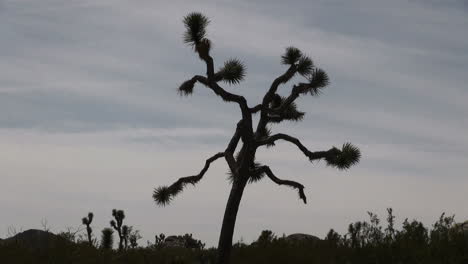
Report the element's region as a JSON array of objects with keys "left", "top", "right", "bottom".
[
  {"left": 110, "top": 209, "right": 129, "bottom": 250},
  {"left": 81, "top": 212, "right": 94, "bottom": 246},
  {"left": 153, "top": 12, "right": 361, "bottom": 264}
]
